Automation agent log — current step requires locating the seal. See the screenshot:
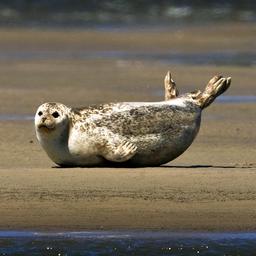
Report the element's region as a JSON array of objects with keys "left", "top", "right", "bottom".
[{"left": 35, "top": 73, "right": 231, "bottom": 167}]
